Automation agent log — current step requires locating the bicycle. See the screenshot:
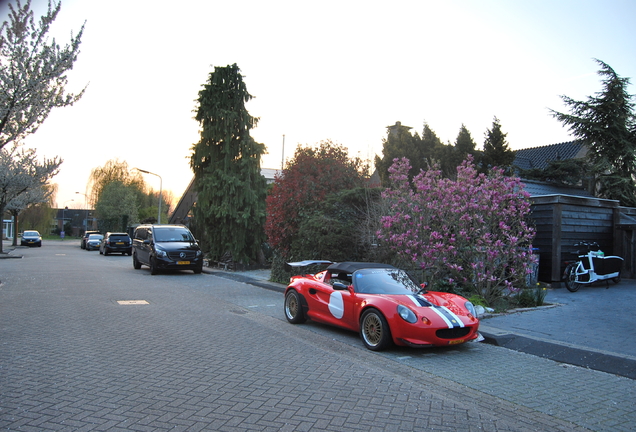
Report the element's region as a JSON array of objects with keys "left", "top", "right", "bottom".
[{"left": 563, "top": 241, "right": 623, "bottom": 292}]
